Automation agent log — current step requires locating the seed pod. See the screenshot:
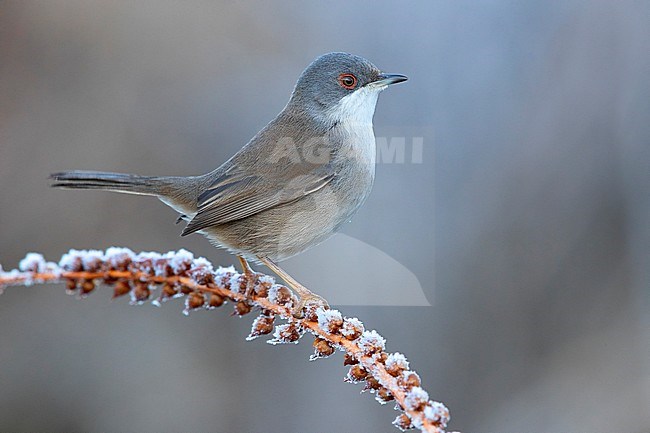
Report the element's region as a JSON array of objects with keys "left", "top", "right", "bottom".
[
  {"left": 376, "top": 352, "right": 388, "bottom": 363},
  {"left": 345, "top": 365, "right": 368, "bottom": 383},
  {"left": 376, "top": 387, "right": 394, "bottom": 404},
  {"left": 358, "top": 330, "right": 386, "bottom": 354},
  {"left": 247, "top": 315, "right": 275, "bottom": 340},
  {"left": 186, "top": 291, "right": 206, "bottom": 310},
  {"left": 60, "top": 253, "right": 83, "bottom": 272},
  {"left": 268, "top": 323, "right": 302, "bottom": 345},
  {"left": 81, "top": 252, "right": 103, "bottom": 272},
  {"left": 341, "top": 317, "right": 364, "bottom": 340},
  {"left": 131, "top": 281, "right": 150, "bottom": 303},
  {"left": 302, "top": 303, "right": 320, "bottom": 322},
  {"left": 152, "top": 258, "right": 171, "bottom": 277},
  {"left": 188, "top": 264, "right": 214, "bottom": 285},
  {"left": 343, "top": 353, "right": 358, "bottom": 366},
  {"left": 233, "top": 301, "right": 252, "bottom": 316},
  {"left": 316, "top": 308, "right": 343, "bottom": 334},
  {"left": 310, "top": 337, "right": 335, "bottom": 360},
  {"left": 105, "top": 247, "right": 134, "bottom": 271},
  {"left": 364, "top": 375, "right": 381, "bottom": 391},
  {"left": 404, "top": 386, "right": 429, "bottom": 411},
  {"left": 162, "top": 282, "right": 179, "bottom": 299},
  {"left": 424, "top": 401, "right": 450, "bottom": 428},
  {"left": 169, "top": 249, "right": 193, "bottom": 275},
  {"left": 398, "top": 371, "right": 421, "bottom": 389},
  {"left": 65, "top": 278, "right": 77, "bottom": 293},
  {"left": 112, "top": 280, "right": 131, "bottom": 298},
  {"left": 254, "top": 275, "right": 274, "bottom": 298},
  {"left": 80, "top": 279, "right": 95, "bottom": 295},
  {"left": 385, "top": 352, "right": 410, "bottom": 377},
  {"left": 207, "top": 293, "right": 226, "bottom": 308},
  {"left": 268, "top": 285, "right": 294, "bottom": 307},
  {"left": 392, "top": 414, "right": 413, "bottom": 431}
]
